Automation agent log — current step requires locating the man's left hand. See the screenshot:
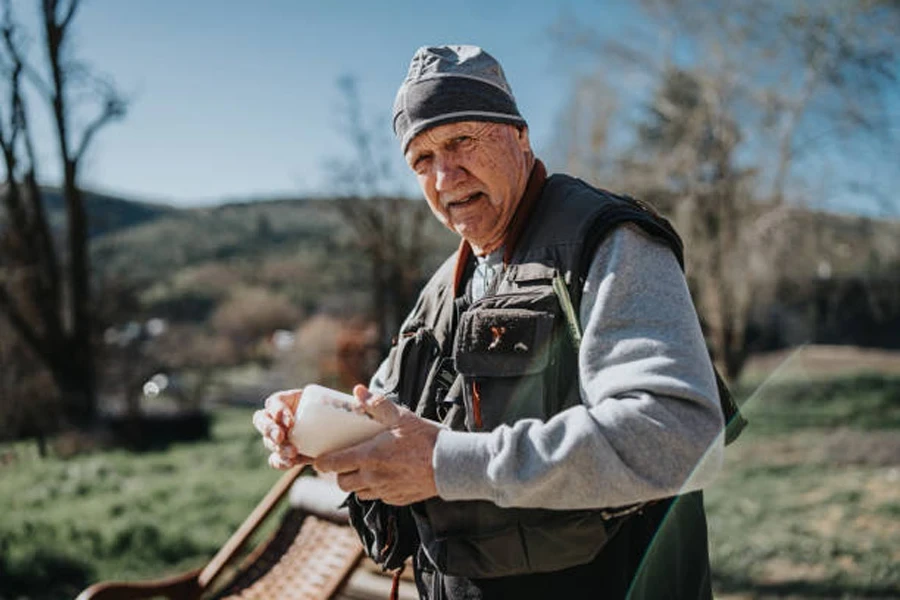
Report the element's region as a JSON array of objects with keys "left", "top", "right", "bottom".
[{"left": 314, "top": 384, "right": 442, "bottom": 506}]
